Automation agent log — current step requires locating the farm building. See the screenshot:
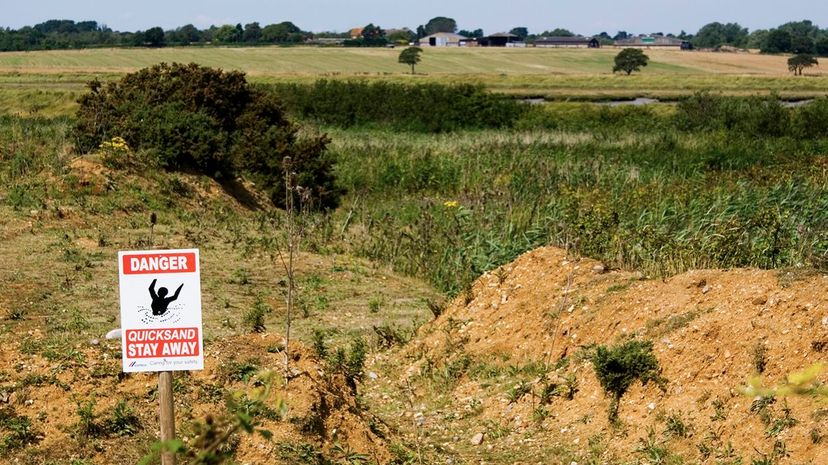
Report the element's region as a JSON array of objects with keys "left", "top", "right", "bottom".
[
  {"left": 478, "top": 32, "right": 524, "bottom": 47},
  {"left": 348, "top": 27, "right": 363, "bottom": 39},
  {"left": 614, "top": 36, "right": 692, "bottom": 50},
  {"left": 418, "top": 32, "right": 468, "bottom": 47},
  {"left": 535, "top": 36, "right": 600, "bottom": 48}
]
